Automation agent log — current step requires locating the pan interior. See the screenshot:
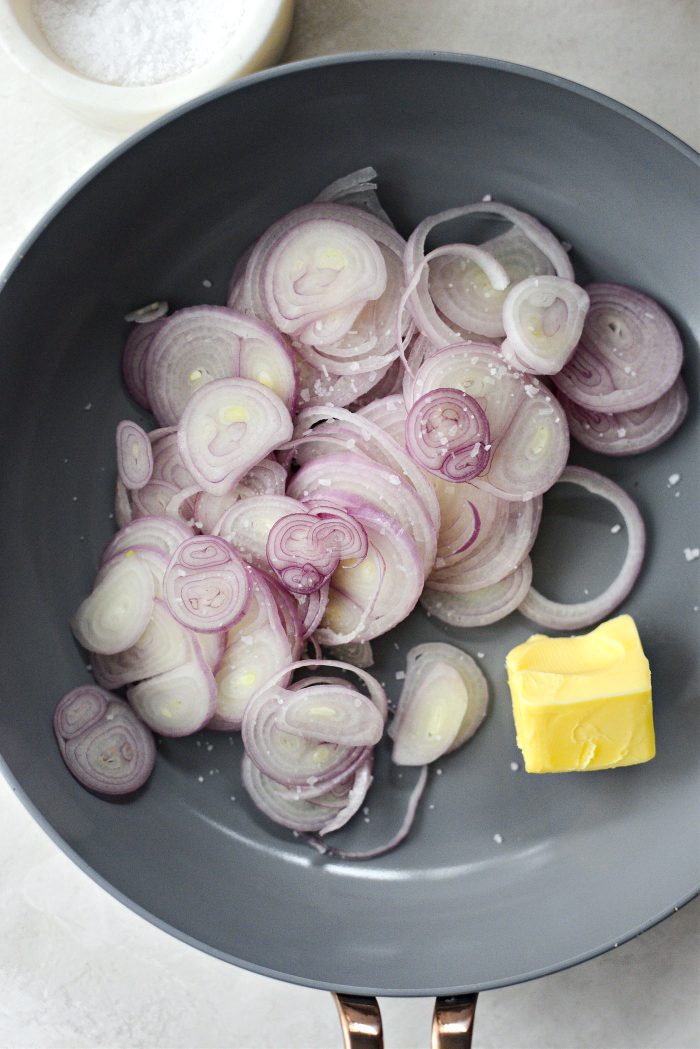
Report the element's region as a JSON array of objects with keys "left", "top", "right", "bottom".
[{"left": 0, "top": 55, "right": 698, "bottom": 995}]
